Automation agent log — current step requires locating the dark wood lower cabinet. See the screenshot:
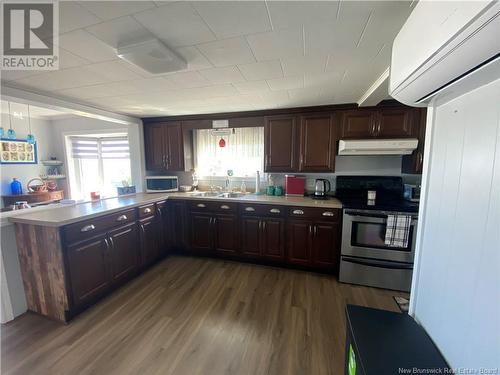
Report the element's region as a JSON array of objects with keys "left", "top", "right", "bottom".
[
  {"left": 287, "top": 220, "right": 312, "bottom": 266},
  {"left": 214, "top": 214, "right": 239, "bottom": 255},
  {"left": 240, "top": 216, "right": 285, "bottom": 261},
  {"left": 189, "top": 213, "right": 213, "bottom": 253},
  {"left": 108, "top": 223, "right": 139, "bottom": 283},
  {"left": 67, "top": 235, "right": 111, "bottom": 307},
  {"left": 170, "top": 200, "right": 187, "bottom": 250},
  {"left": 139, "top": 216, "right": 160, "bottom": 268},
  {"left": 240, "top": 216, "right": 261, "bottom": 257}
]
